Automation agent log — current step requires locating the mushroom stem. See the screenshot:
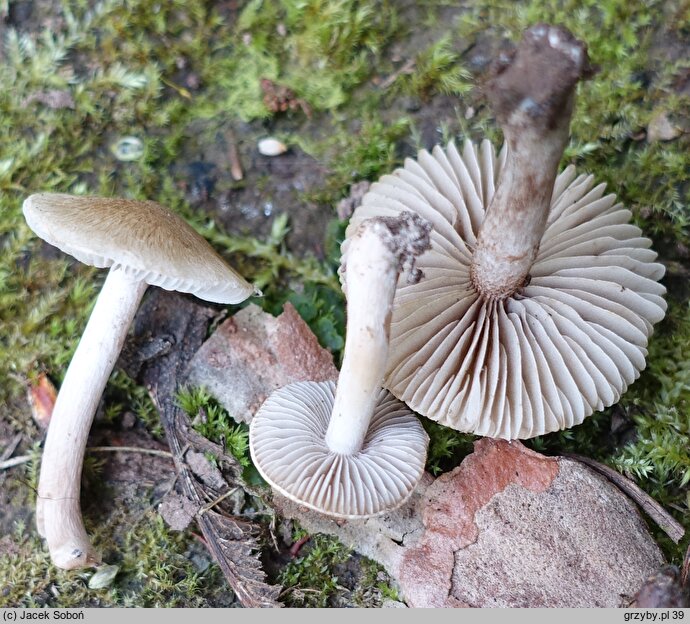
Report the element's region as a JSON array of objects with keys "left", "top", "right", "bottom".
[
  {"left": 325, "top": 228, "right": 396, "bottom": 455},
  {"left": 36, "top": 266, "right": 147, "bottom": 569},
  {"left": 470, "top": 24, "right": 592, "bottom": 300},
  {"left": 325, "top": 214, "right": 431, "bottom": 455}
]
